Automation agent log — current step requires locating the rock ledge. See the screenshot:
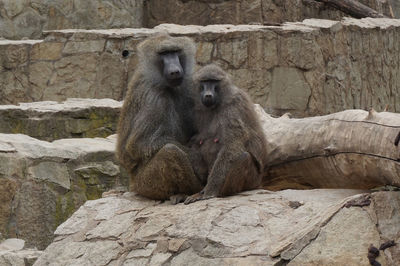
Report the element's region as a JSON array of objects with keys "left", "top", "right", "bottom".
[{"left": 34, "top": 189, "right": 400, "bottom": 265}]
